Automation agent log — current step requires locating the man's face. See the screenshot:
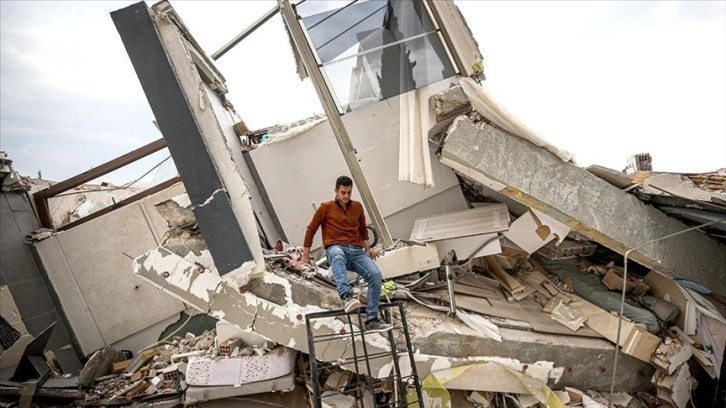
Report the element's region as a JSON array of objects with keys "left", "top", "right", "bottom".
[{"left": 335, "top": 185, "right": 353, "bottom": 205}]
